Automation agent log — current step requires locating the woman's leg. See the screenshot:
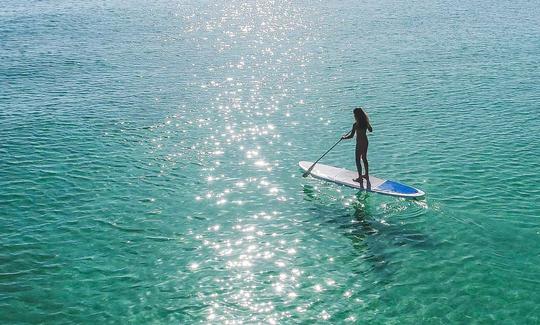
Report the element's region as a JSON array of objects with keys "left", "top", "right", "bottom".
[
  {"left": 354, "top": 149, "right": 363, "bottom": 181},
  {"left": 362, "top": 155, "right": 369, "bottom": 178},
  {"left": 362, "top": 141, "right": 369, "bottom": 178}
]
